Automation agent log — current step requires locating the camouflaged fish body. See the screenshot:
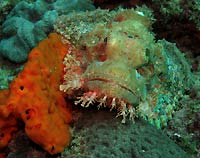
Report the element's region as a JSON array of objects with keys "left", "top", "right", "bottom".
[{"left": 56, "top": 8, "right": 192, "bottom": 128}]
